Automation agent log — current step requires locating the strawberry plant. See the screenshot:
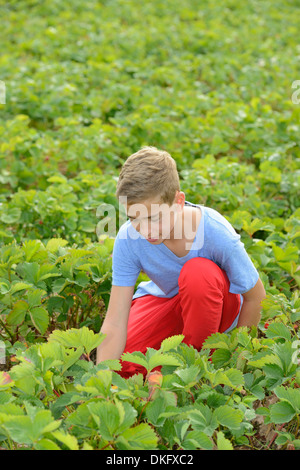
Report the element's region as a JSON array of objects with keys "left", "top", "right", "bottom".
[
  {"left": 1, "top": 327, "right": 299, "bottom": 450},
  {"left": 0, "top": 238, "right": 114, "bottom": 351}
]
